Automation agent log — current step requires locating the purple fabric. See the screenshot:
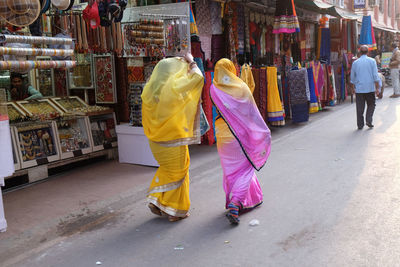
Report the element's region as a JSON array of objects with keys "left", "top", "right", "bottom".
[
  {"left": 210, "top": 84, "right": 271, "bottom": 171},
  {"left": 216, "top": 129, "right": 263, "bottom": 208}
]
